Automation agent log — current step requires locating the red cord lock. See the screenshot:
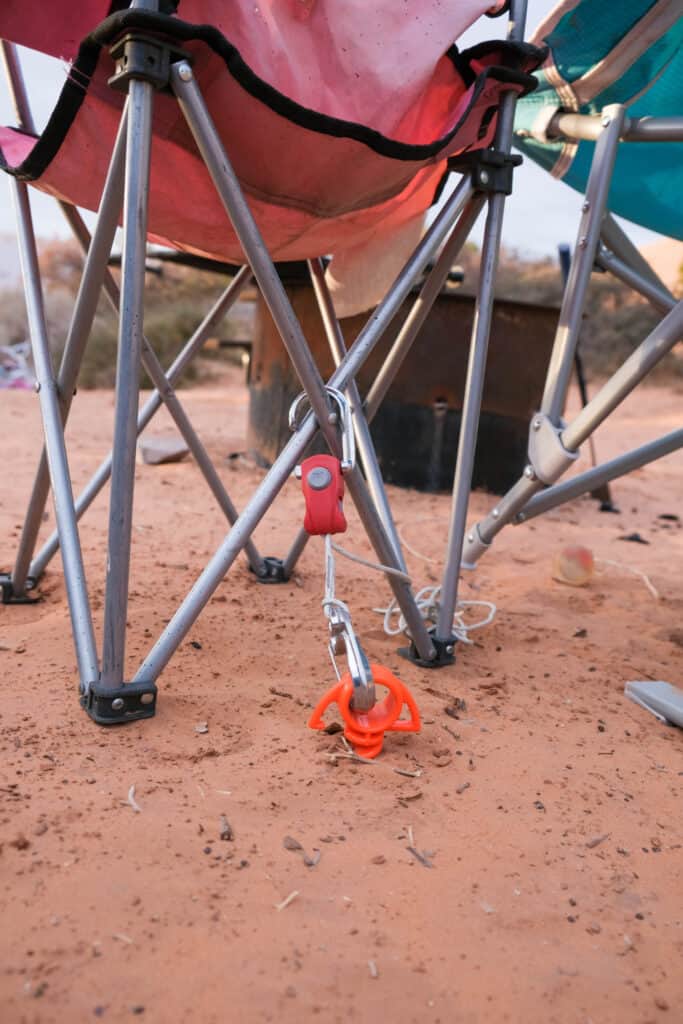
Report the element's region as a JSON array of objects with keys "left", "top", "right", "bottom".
[
  {"left": 309, "top": 664, "right": 421, "bottom": 758},
  {"left": 300, "top": 454, "right": 347, "bottom": 536}
]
